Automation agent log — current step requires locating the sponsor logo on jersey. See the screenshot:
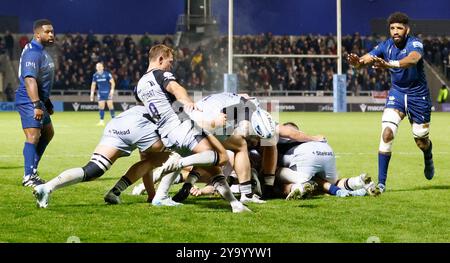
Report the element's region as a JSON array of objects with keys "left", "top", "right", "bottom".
[
  {"left": 25, "top": 61, "right": 36, "bottom": 68},
  {"left": 110, "top": 129, "right": 130, "bottom": 135},
  {"left": 313, "top": 151, "right": 333, "bottom": 156},
  {"left": 163, "top": 72, "right": 176, "bottom": 80},
  {"left": 412, "top": 41, "right": 423, "bottom": 49}
]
